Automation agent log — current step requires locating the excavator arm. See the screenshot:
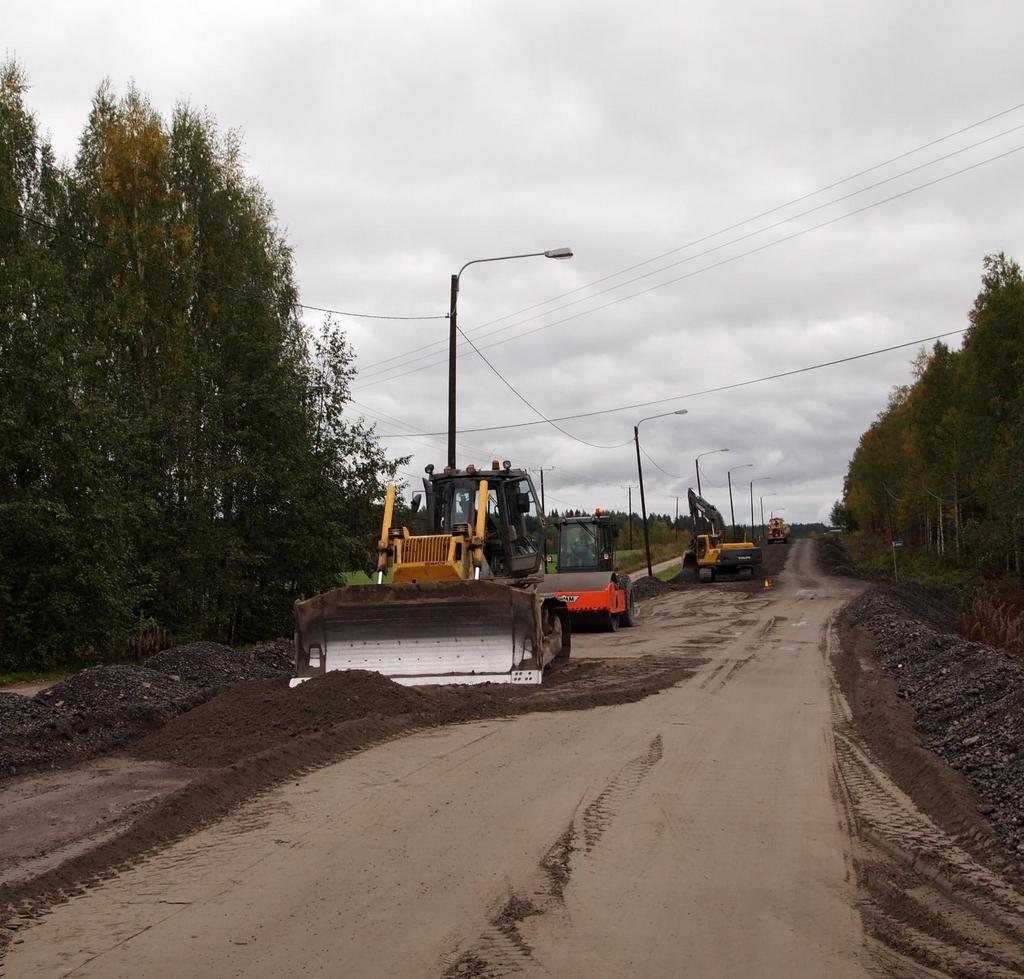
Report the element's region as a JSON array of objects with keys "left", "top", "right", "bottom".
[{"left": 687, "top": 488, "right": 726, "bottom": 539}]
